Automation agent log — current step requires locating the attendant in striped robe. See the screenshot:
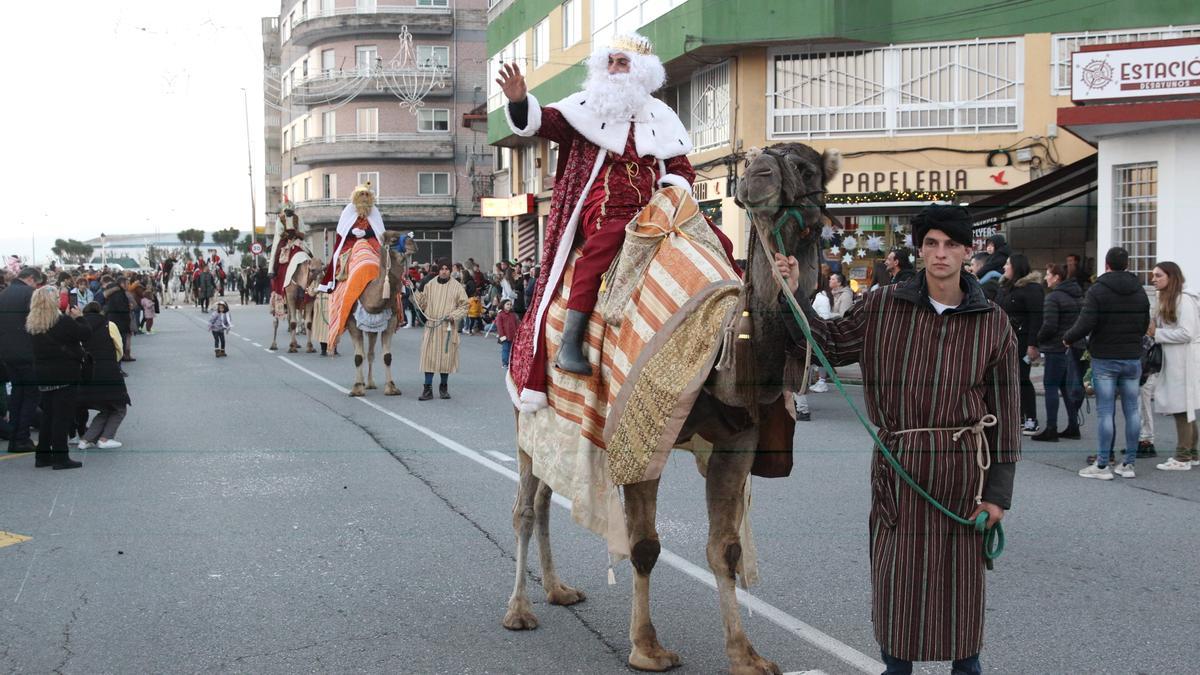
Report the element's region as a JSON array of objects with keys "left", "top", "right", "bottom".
[
  {"left": 410, "top": 259, "right": 469, "bottom": 401},
  {"left": 777, "top": 204, "right": 1020, "bottom": 674}
]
